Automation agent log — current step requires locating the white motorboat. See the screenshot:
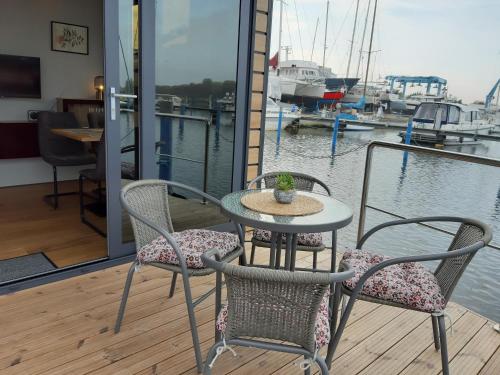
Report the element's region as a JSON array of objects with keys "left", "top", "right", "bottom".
[
  {"left": 400, "top": 102, "right": 496, "bottom": 145},
  {"left": 265, "top": 98, "right": 301, "bottom": 131},
  {"left": 279, "top": 60, "right": 326, "bottom": 99}
]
